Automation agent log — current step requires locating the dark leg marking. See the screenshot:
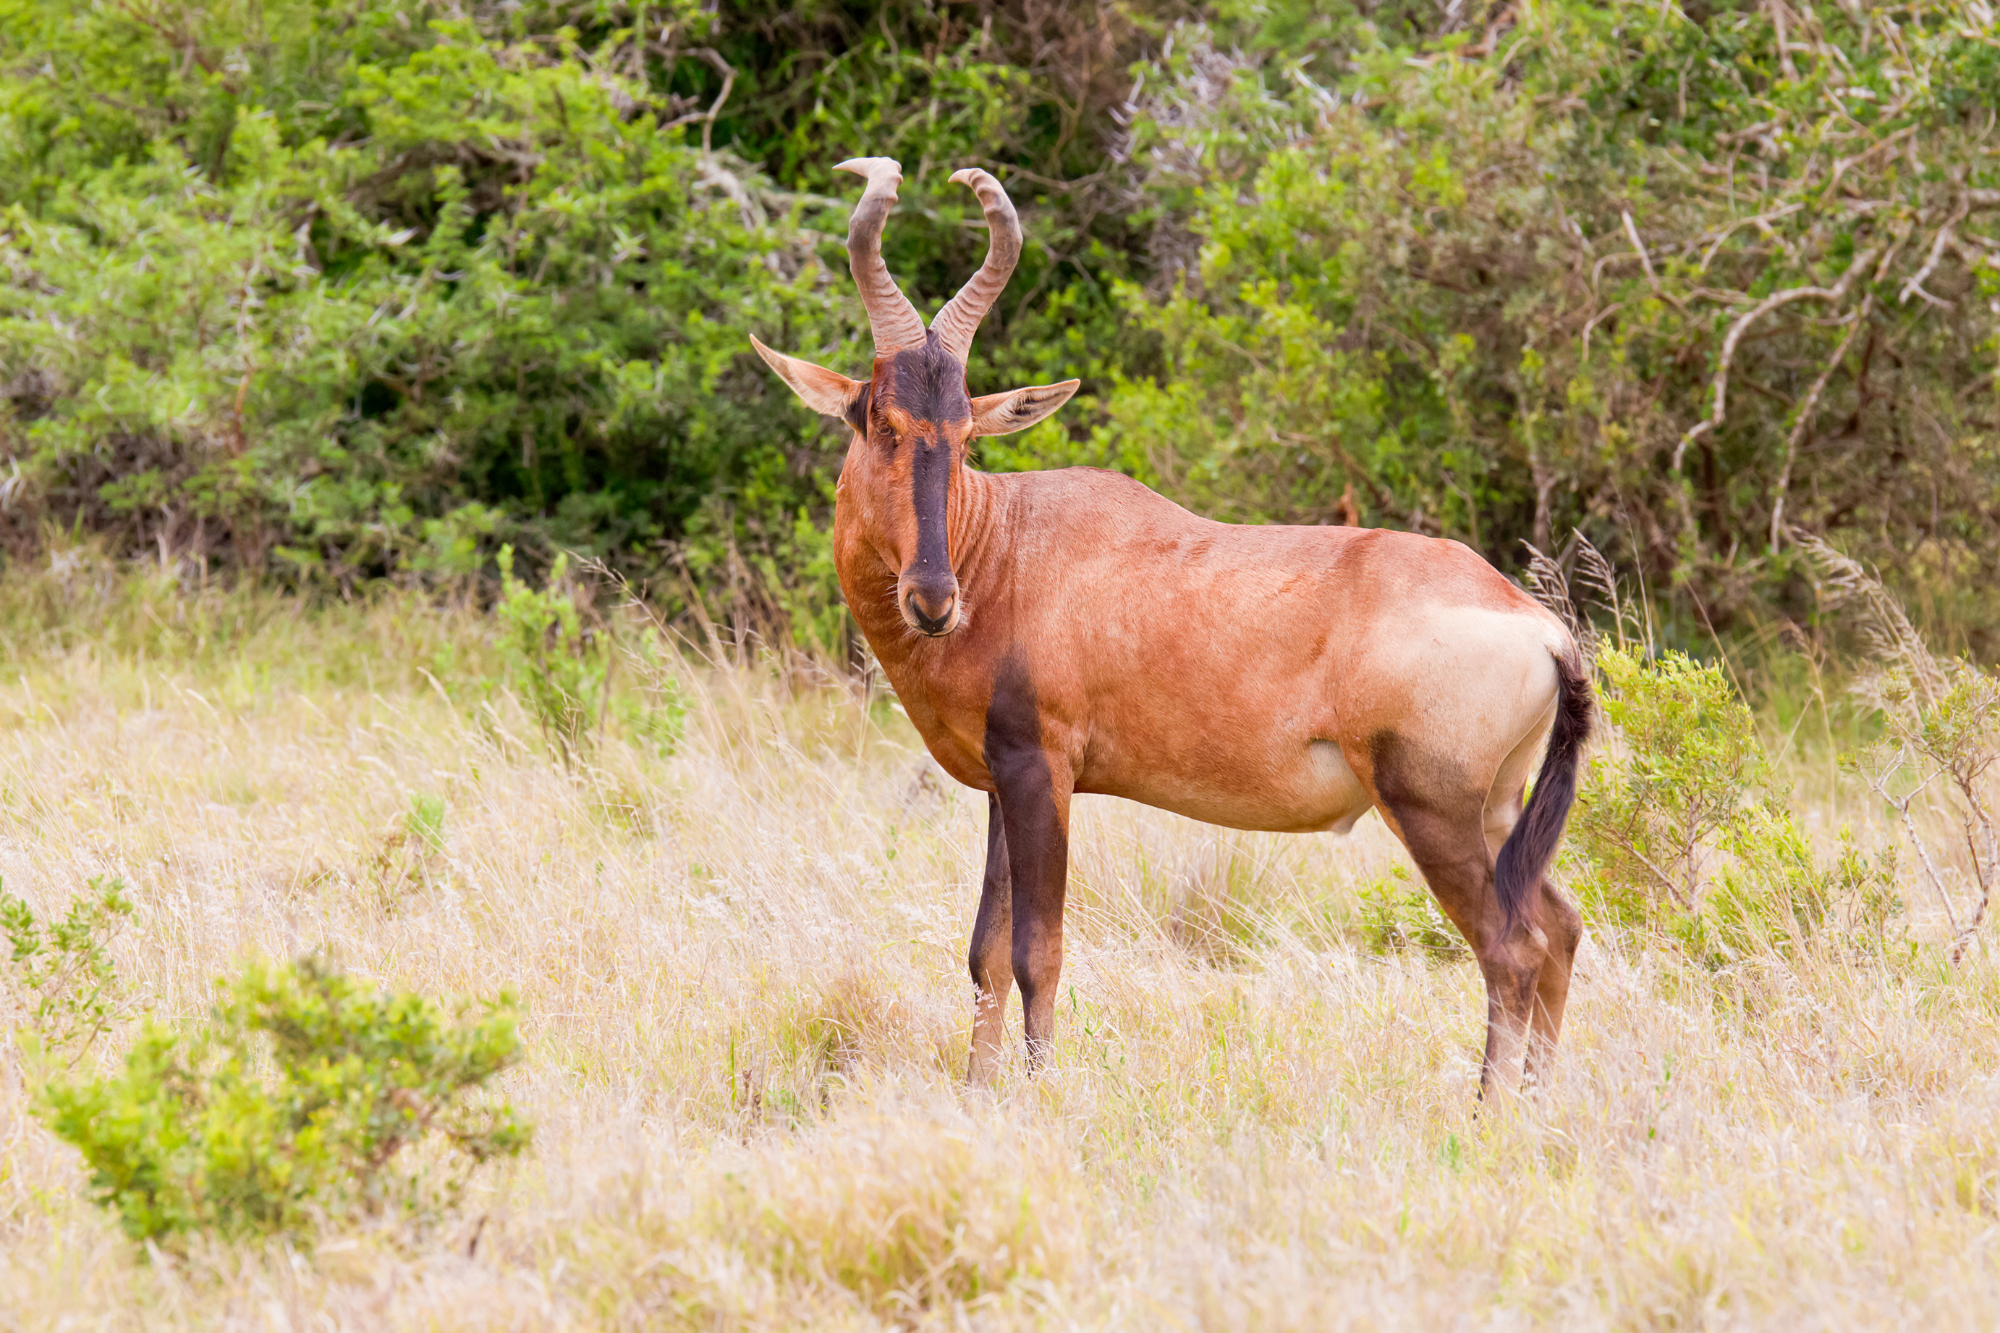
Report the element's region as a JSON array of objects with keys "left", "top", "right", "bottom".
[
  {"left": 967, "top": 792, "right": 1014, "bottom": 1085},
  {"left": 983, "top": 650, "right": 1069, "bottom": 1071}
]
